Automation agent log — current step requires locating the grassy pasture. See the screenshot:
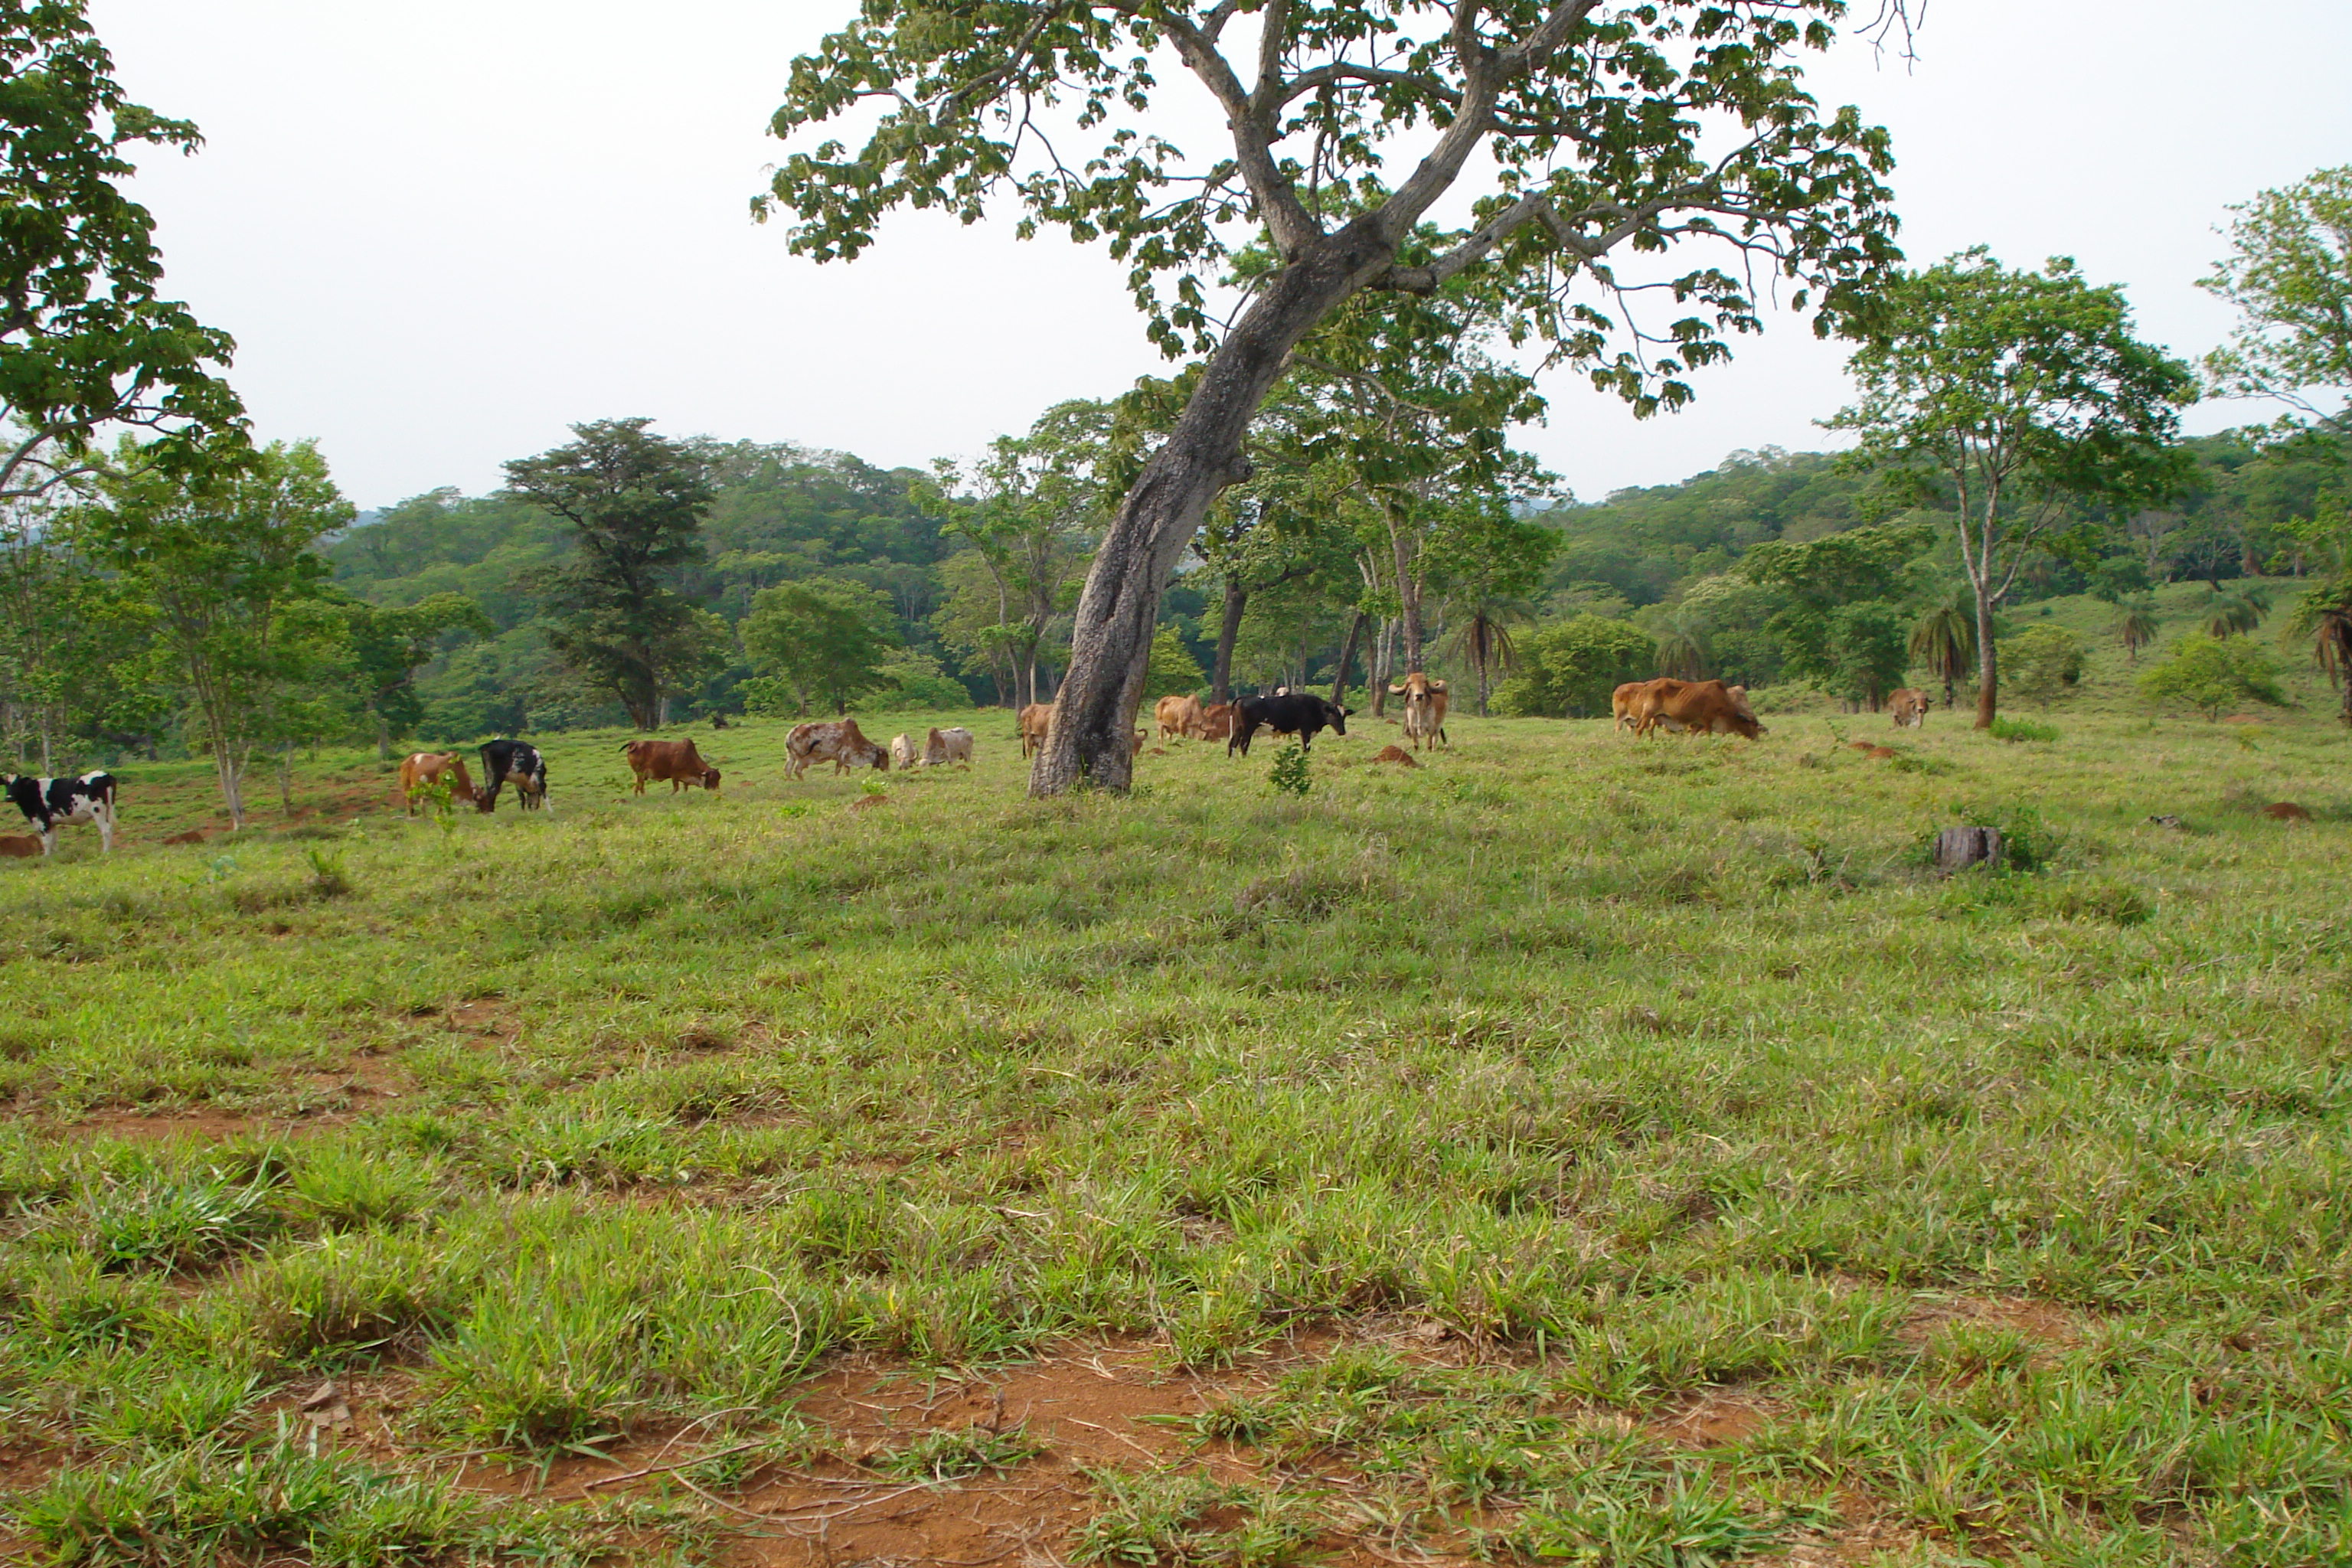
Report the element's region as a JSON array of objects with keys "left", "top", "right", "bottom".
[{"left": 2, "top": 672, "right": 2349, "bottom": 1566}]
